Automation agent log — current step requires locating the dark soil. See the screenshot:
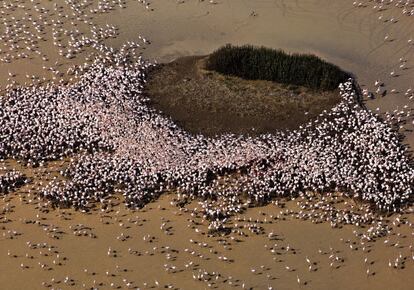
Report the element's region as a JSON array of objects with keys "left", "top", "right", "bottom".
[{"left": 145, "top": 56, "right": 341, "bottom": 137}]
